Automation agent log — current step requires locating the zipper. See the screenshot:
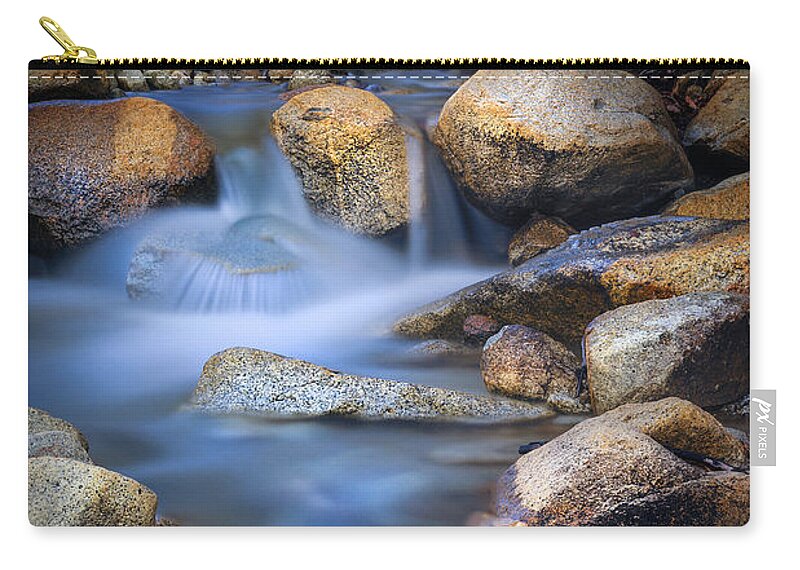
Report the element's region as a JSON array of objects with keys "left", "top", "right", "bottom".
[{"left": 32, "top": 16, "right": 749, "bottom": 70}]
